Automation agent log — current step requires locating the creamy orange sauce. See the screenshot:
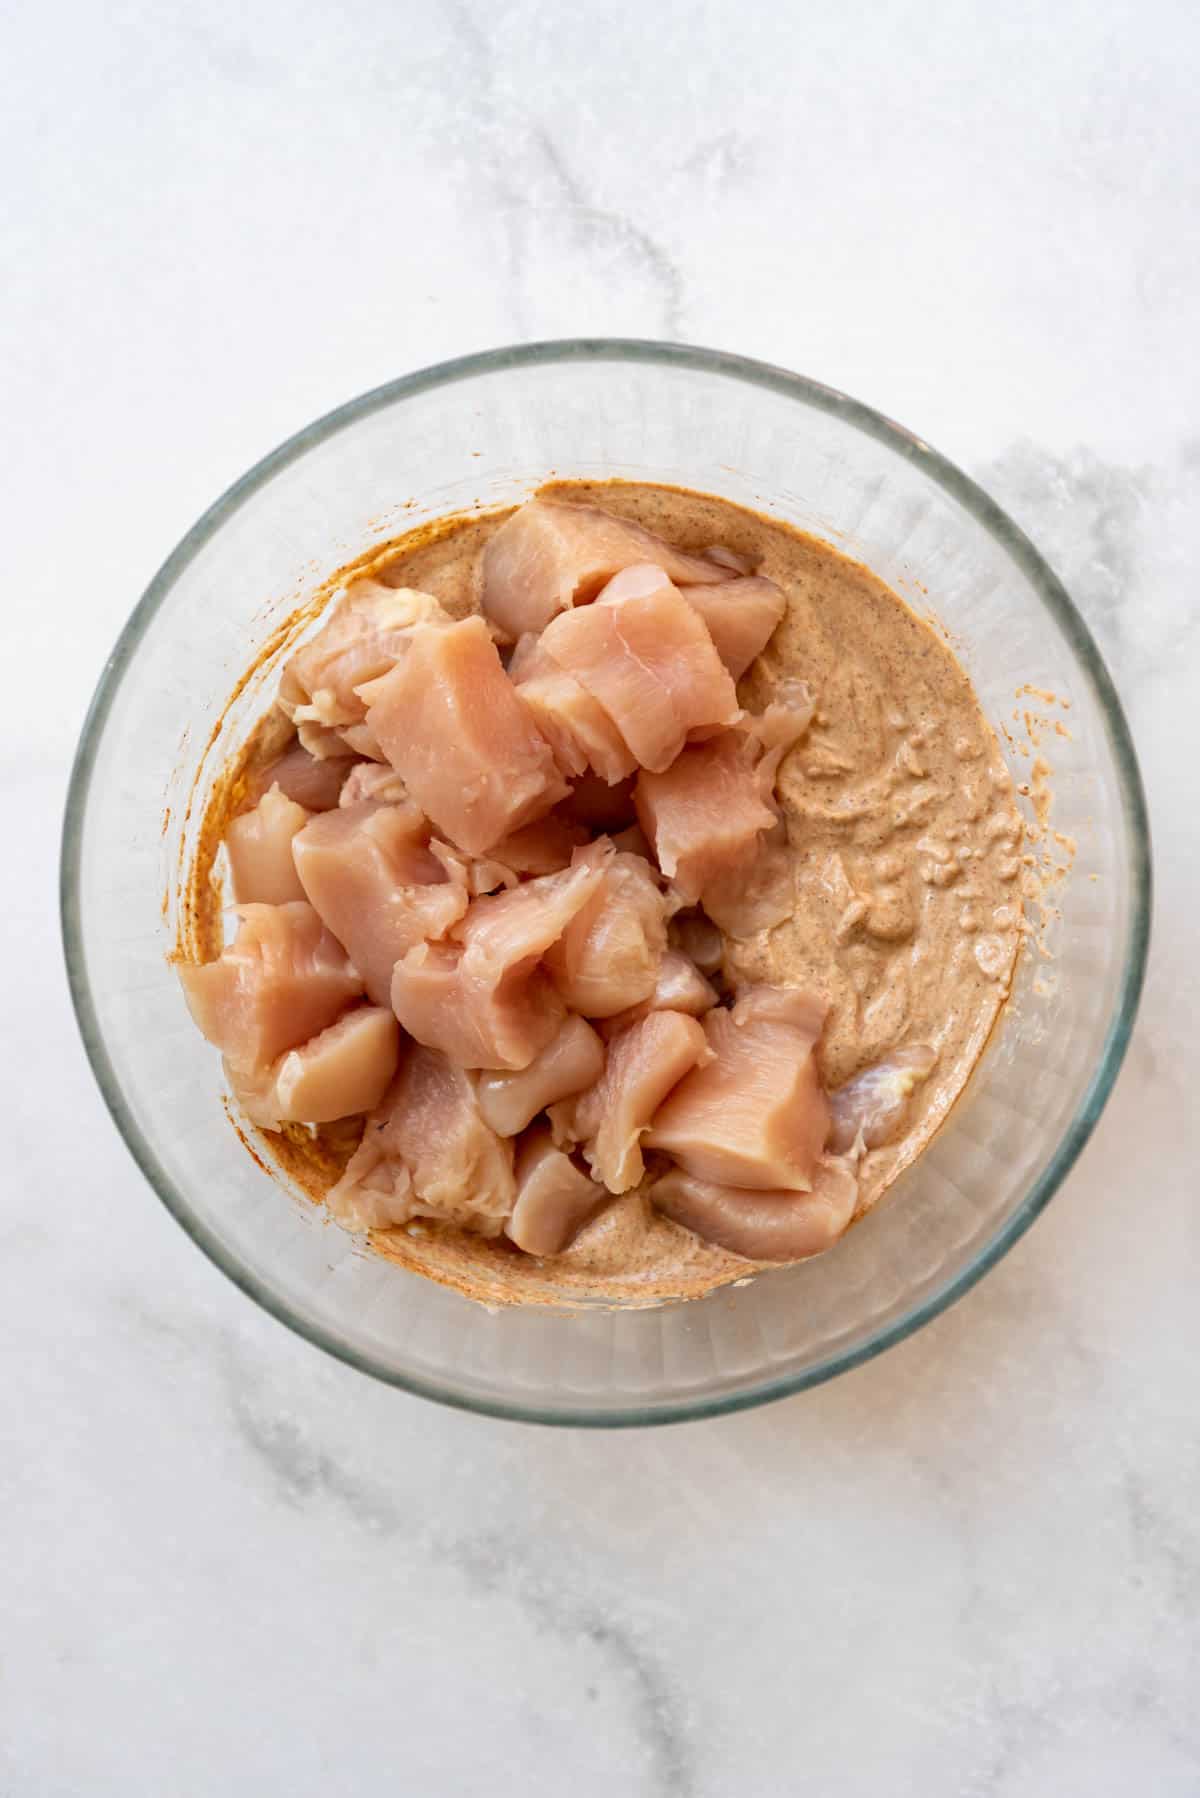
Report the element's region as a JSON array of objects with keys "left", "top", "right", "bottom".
[{"left": 188, "top": 481, "right": 1023, "bottom": 1308}]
